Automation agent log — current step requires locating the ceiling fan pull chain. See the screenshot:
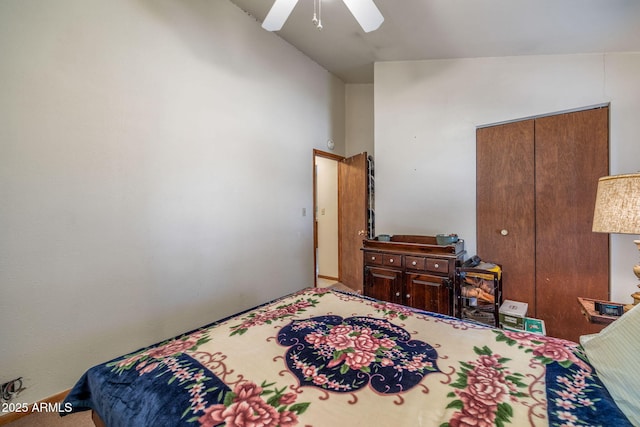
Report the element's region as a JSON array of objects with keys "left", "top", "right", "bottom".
[
  {"left": 316, "top": 0, "right": 323, "bottom": 30},
  {"left": 312, "top": 0, "right": 318, "bottom": 25},
  {"left": 262, "top": 0, "right": 383, "bottom": 33}
]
